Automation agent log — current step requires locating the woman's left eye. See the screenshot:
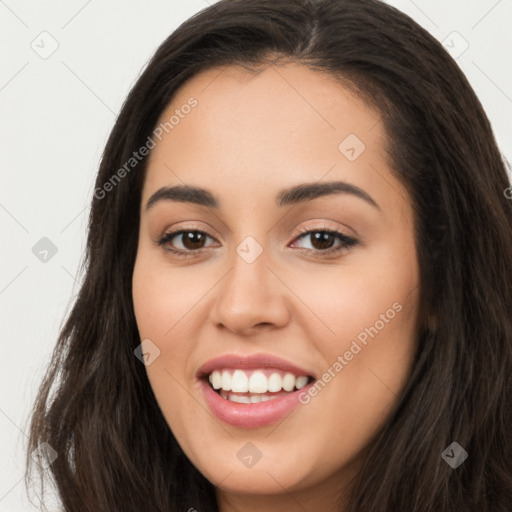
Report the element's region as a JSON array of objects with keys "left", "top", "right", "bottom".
[
  {"left": 291, "top": 229, "right": 359, "bottom": 255},
  {"left": 157, "top": 228, "right": 359, "bottom": 258}
]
